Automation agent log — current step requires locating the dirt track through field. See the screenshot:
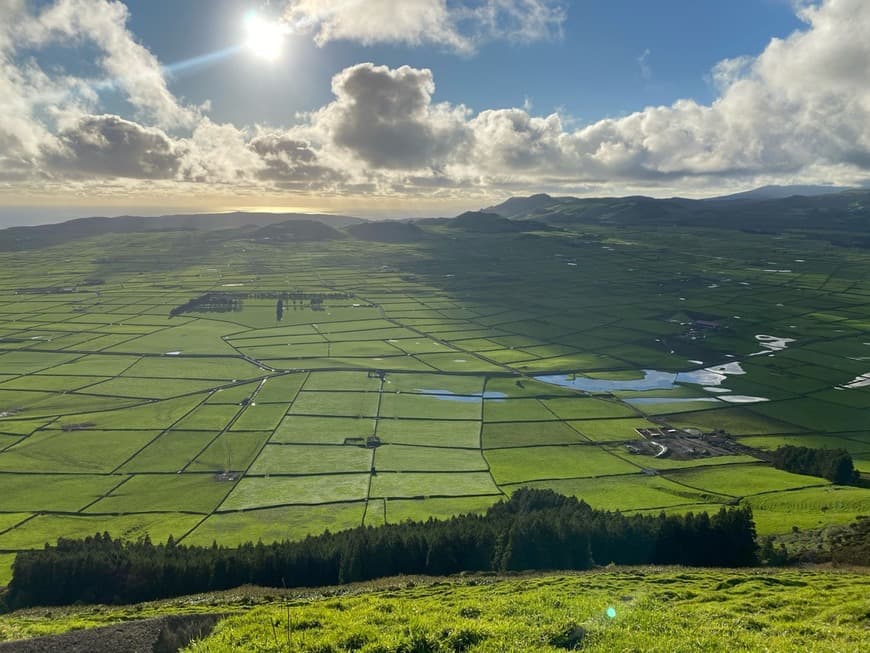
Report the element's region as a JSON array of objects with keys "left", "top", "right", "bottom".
[{"left": 0, "top": 613, "right": 224, "bottom": 653}]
